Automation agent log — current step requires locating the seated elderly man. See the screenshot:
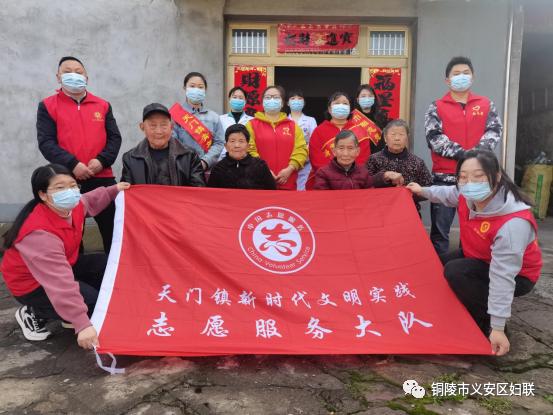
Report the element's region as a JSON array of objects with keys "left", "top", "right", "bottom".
[{"left": 121, "top": 103, "right": 205, "bottom": 186}]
